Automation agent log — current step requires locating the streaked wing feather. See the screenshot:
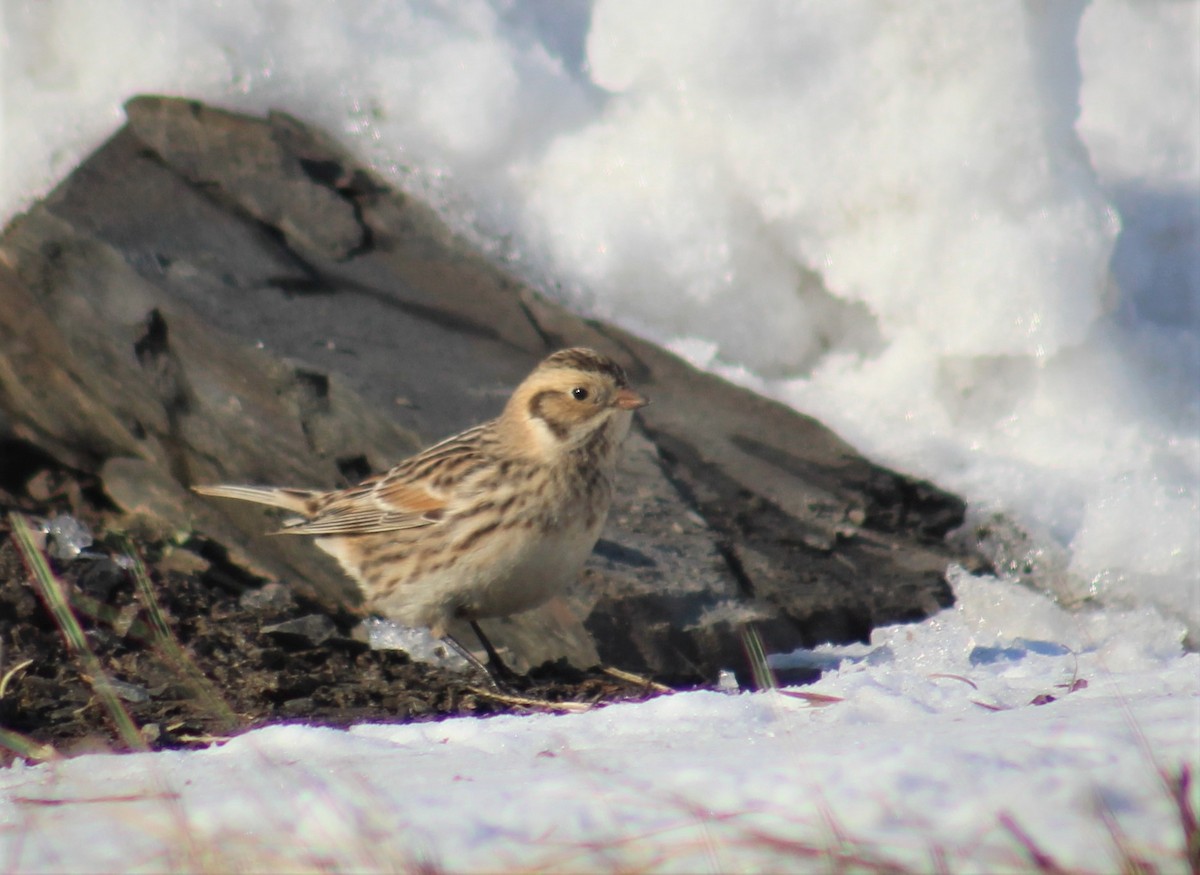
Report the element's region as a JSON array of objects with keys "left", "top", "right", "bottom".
[
  {"left": 278, "top": 509, "right": 437, "bottom": 536},
  {"left": 192, "top": 484, "right": 320, "bottom": 514},
  {"left": 276, "top": 425, "right": 494, "bottom": 536},
  {"left": 372, "top": 479, "right": 448, "bottom": 517}
]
